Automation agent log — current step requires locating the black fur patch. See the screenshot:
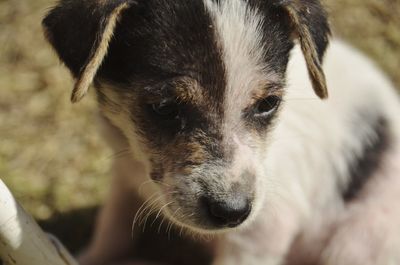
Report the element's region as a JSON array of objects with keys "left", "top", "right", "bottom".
[
  {"left": 96, "top": 0, "right": 231, "bottom": 177},
  {"left": 247, "top": 0, "right": 295, "bottom": 74},
  {"left": 98, "top": 0, "right": 227, "bottom": 107},
  {"left": 43, "top": 0, "right": 135, "bottom": 77},
  {"left": 342, "top": 117, "right": 390, "bottom": 201},
  {"left": 98, "top": 0, "right": 228, "bottom": 158}
]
